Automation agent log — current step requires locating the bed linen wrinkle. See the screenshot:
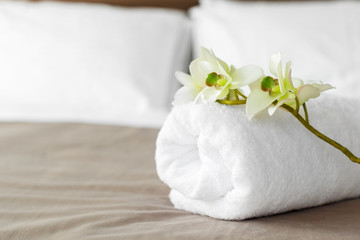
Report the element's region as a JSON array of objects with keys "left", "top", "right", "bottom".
[{"left": 0, "top": 122, "right": 359, "bottom": 240}]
